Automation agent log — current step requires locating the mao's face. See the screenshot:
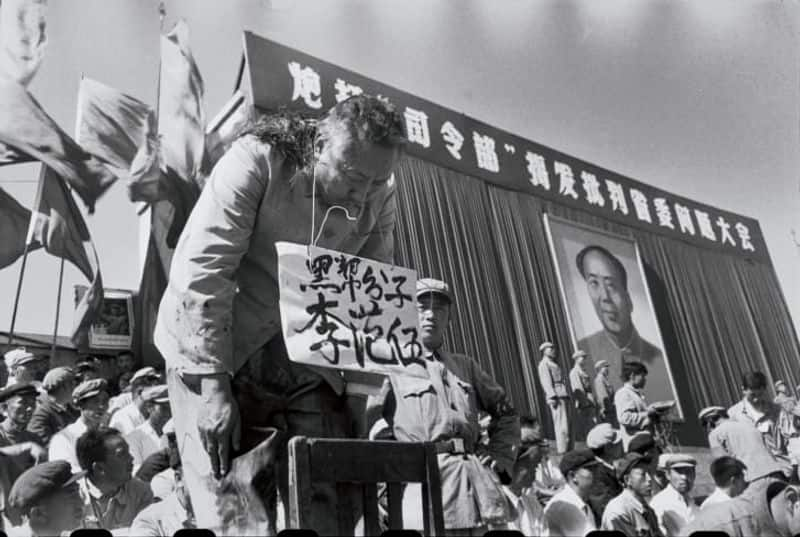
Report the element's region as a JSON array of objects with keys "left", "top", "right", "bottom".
[{"left": 582, "top": 250, "right": 633, "bottom": 335}]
